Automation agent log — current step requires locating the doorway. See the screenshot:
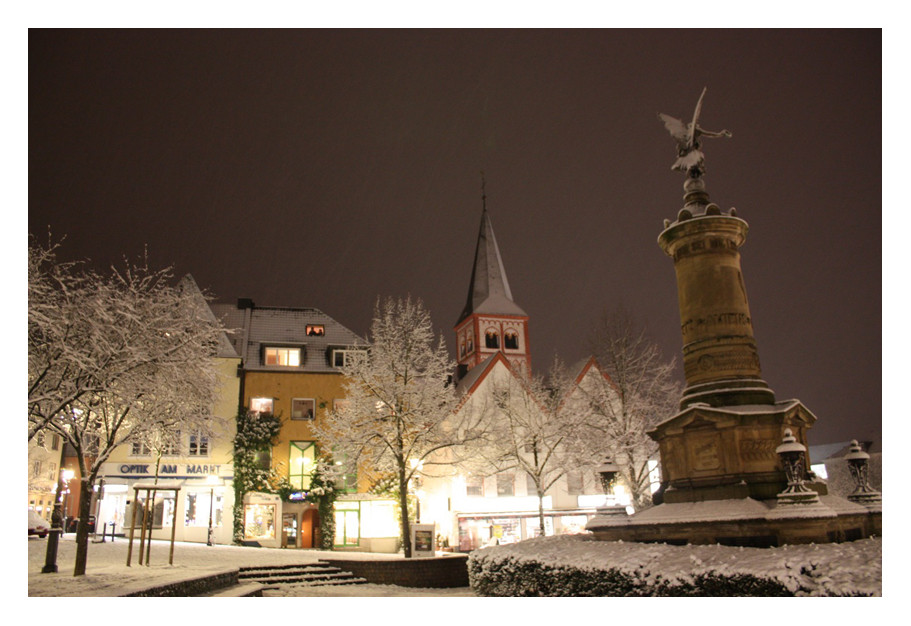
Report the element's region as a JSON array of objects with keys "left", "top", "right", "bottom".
[
  {"left": 282, "top": 513, "right": 298, "bottom": 548},
  {"left": 301, "top": 508, "right": 318, "bottom": 548}
]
